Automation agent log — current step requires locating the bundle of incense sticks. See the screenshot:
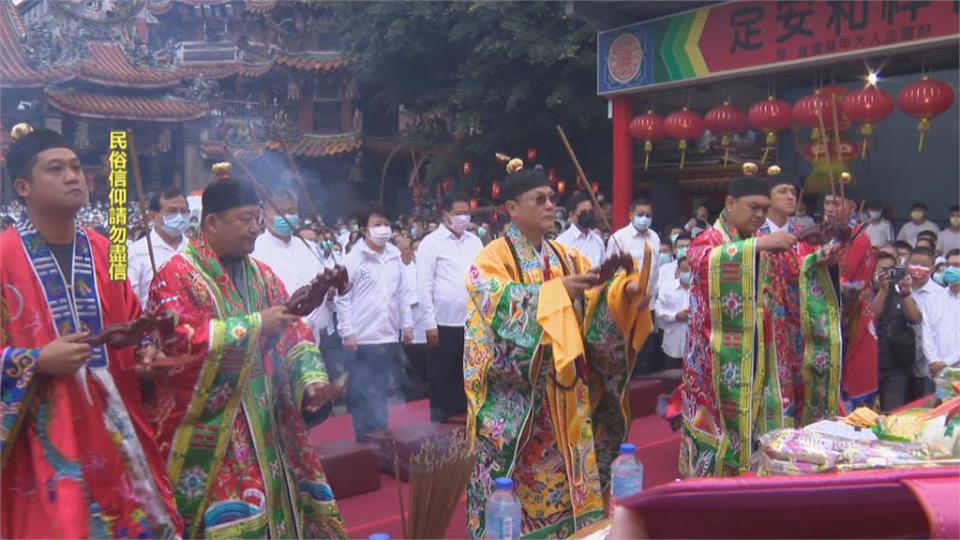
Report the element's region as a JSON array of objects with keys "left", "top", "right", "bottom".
[{"left": 401, "top": 428, "right": 475, "bottom": 539}]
